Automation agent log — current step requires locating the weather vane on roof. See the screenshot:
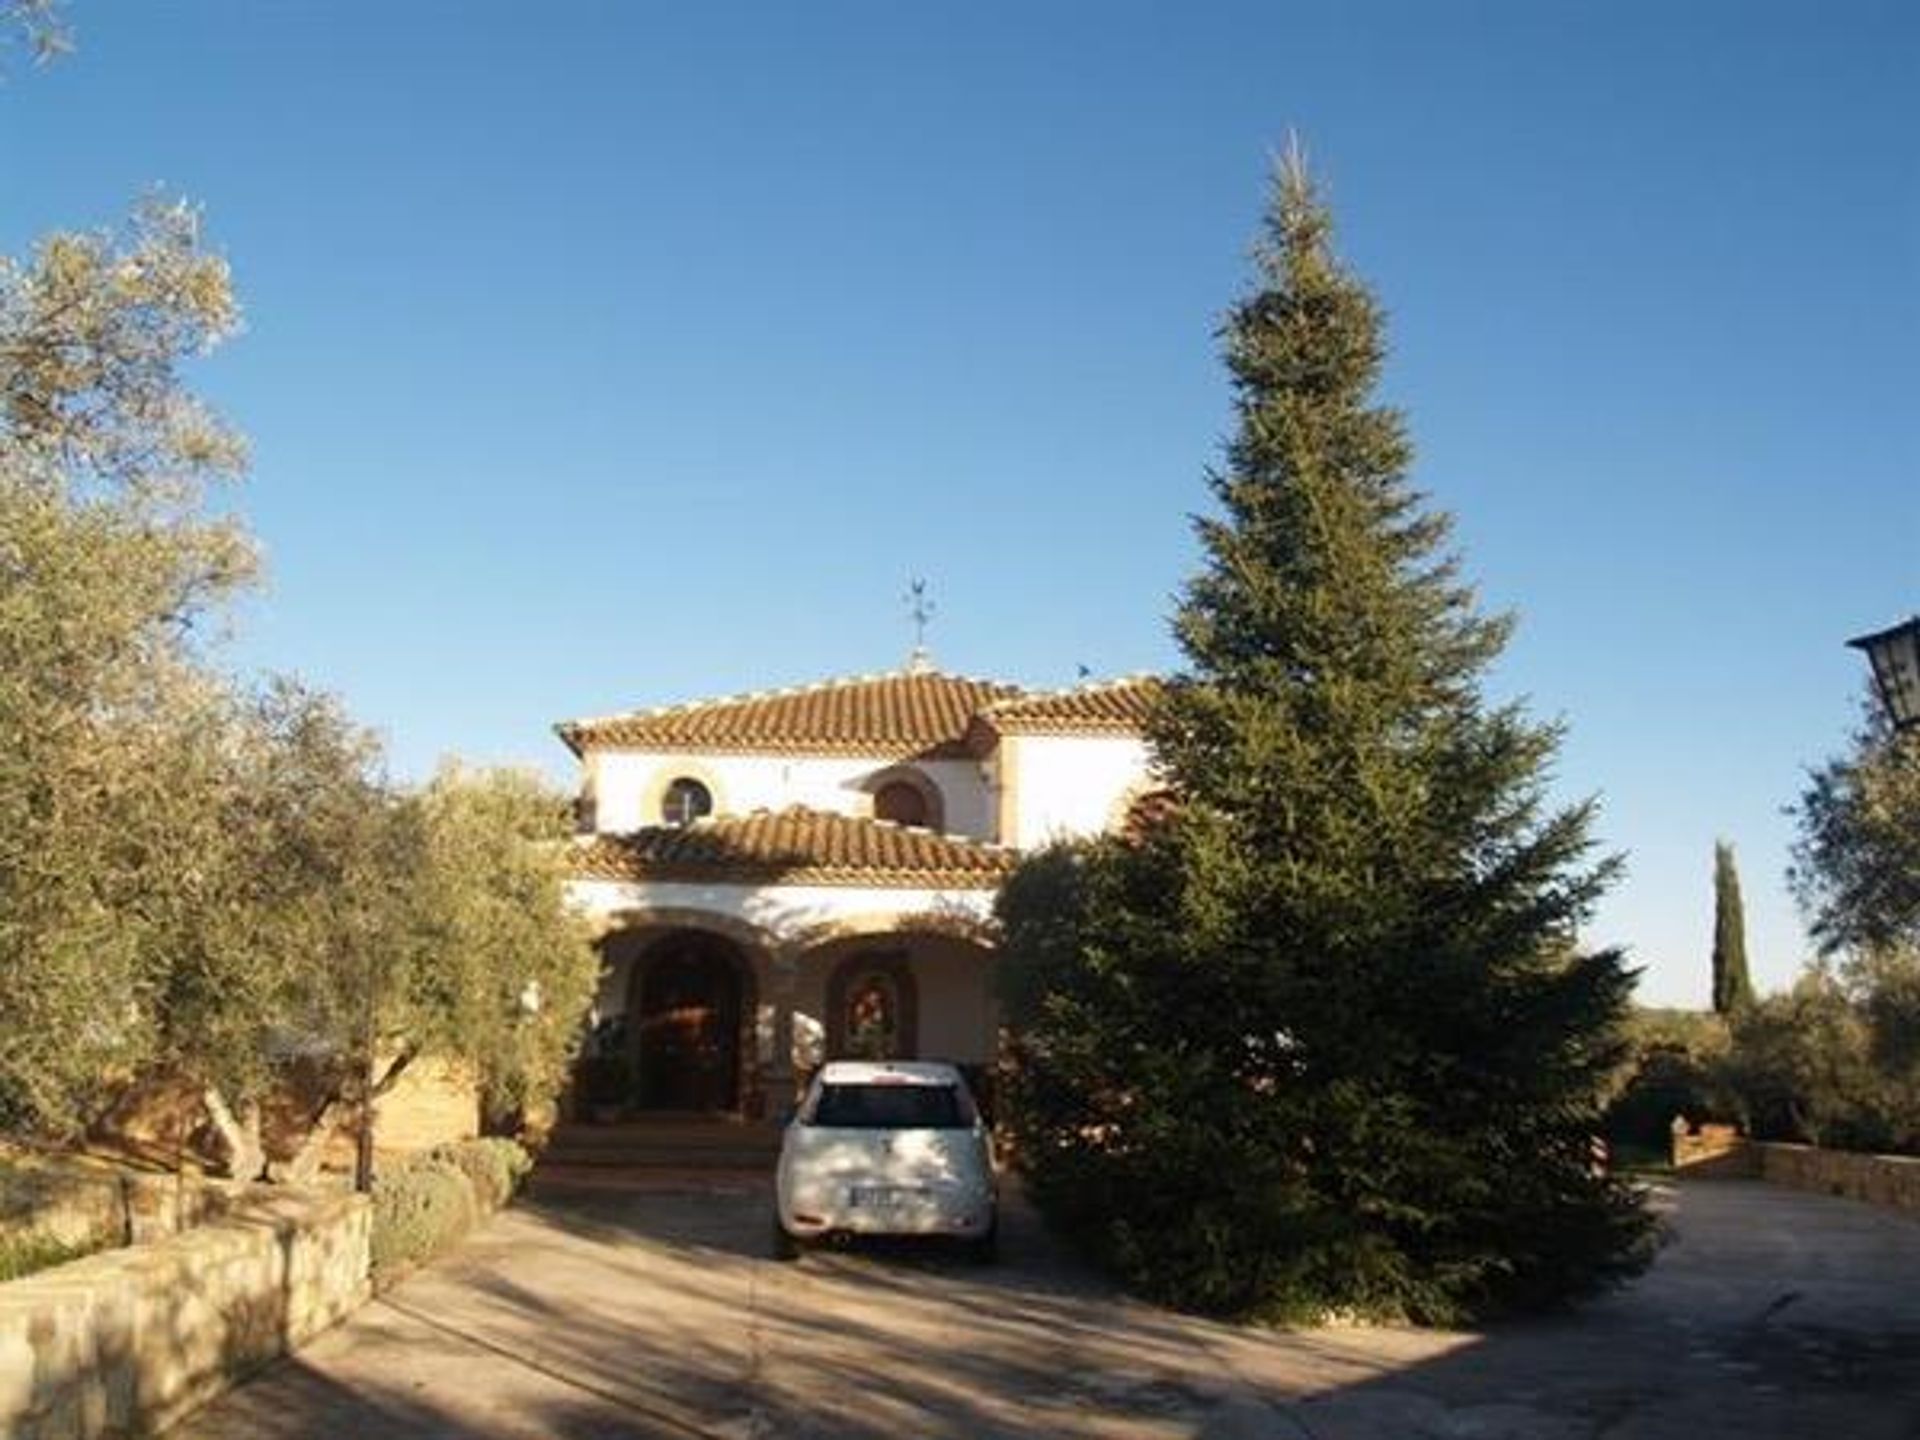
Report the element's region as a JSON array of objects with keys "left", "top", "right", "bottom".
[{"left": 904, "top": 577, "right": 935, "bottom": 674}]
